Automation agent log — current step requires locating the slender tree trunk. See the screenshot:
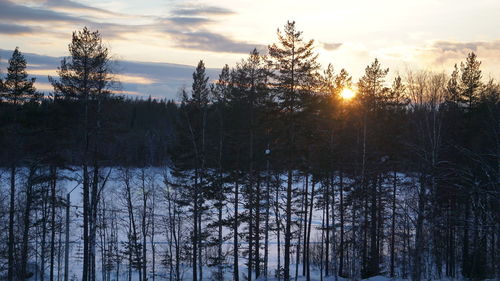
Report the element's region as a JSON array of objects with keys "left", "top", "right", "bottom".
[
  {"left": 320, "top": 204, "right": 325, "bottom": 281},
  {"left": 275, "top": 175, "right": 282, "bottom": 281},
  {"left": 176, "top": 207, "right": 181, "bottom": 281},
  {"left": 99, "top": 200, "right": 107, "bottom": 281},
  {"left": 295, "top": 181, "right": 305, "bottom": 281},
  {"left": 141, "top": 170, "right": 147, "bottom": 281},
  {"left": 390, "top": 171, "right": 397, "bottom": 278},
  {"left": 198, "top": 208, "right": 203, "bottom": 281},
  {"left": 362, "top": 194, "right": 369, "bottom": 277},
  {"left": 306, "top": 180, "right": 315, "bottom": 281},
  {"left": 217, "top": 187, "right": 223, "bottom": 281},
  {"left": 21, "top": 166, "right": 35, "bottom": 280},
  {"left": 331, "top": 172, "right": 338, "bottom": 281},
  {"left": 402, "top": 204, "right": 409, "bottom": 279},
  {"left": 233, "top": 176, "right": 240, "bottom": 281},
  {"left": 8, "top": 165, "right": 16, "bottom": 281},
  {"left": 128, "top": 236, "right": 132, "bottom": 281},
  {"left": 41, "top": 183, "right": 48, "bottom": 281},
  {"left": 57, "top": 215, "right": 63, "bottom": 281},
  {"left": 463, "top": 197, "right": 470, "bottom": 278},
  {"left": 325, "top": 183, "right": 330, "bottom": 277},
  {"left": 151, "top": 189, "right": 156, "bottom": 281},
  {"left": 339, "top": 171, "right": 344, "bottom": 277},
  {"left": 124, "top": 169, "right": 141, "bottom": 281},
  {"left": 413, "top": 178, "right": 426, "bottom": 281},
  {"left": 193, "top": 170, "right": 199, "bottom": 281},
  {"left": 255, "top": 181, "right": 261, "bottom": 279},
  {"left": 248, "top": 187, "right": 254, "bottom": 281},
  {"left": 83, "top": 164, "right": 90, "bottom": 281},
  {"left": 284, "top": 168, "right": 293, "bottom": 281},
  {"left": 264, "top": 156, "right": 271, "bottom": 279},
  {"left": 90, "top": 165, "right": 99, "bottom": 281},
  {"left": 50, "top": 166, "right": 57, "bottom": 281},
  {"left": 167, "top": 187, "right": 174, "bottom": 281},
  {"left": 302, "top": 174, "right": 309, "bottom": 276},
  {"left": 370, "top": 180, "right": 378, "bottom": 276}
]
